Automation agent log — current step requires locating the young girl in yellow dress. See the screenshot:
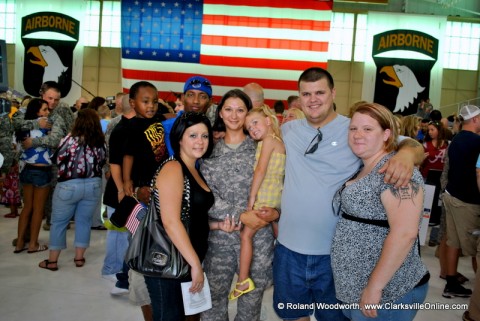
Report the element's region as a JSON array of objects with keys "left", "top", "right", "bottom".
[{"left": 229, "top": 106, "right": 286, "bottom": 300}]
